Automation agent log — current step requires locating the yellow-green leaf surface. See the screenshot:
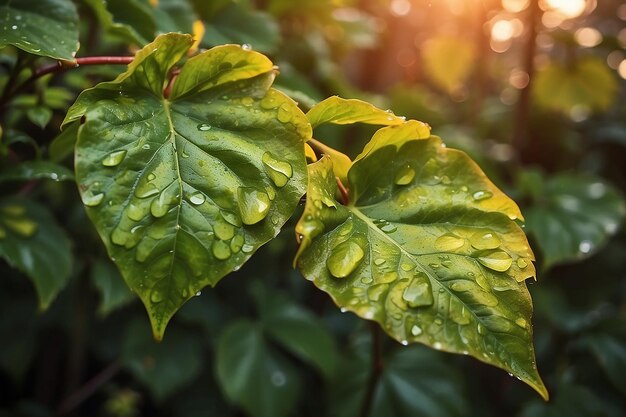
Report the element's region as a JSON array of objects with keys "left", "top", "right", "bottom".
[
  {"left": 0, "top": 0, "right": 79, "bottom": 60},
  {"left": 295, "top": 122, "right": 547, "bottom": 399},
  {"left": 306, "top": 96, "right": 406, "bottom": 128},
  {"left": 67, "top": 33, "right": 310, "bottom": 339}
]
